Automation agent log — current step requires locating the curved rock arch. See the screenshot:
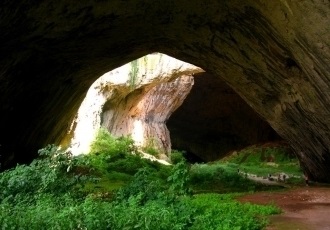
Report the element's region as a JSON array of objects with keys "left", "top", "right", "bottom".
[{"left": 0, "top": 0, "right": 329, "bottom": 181}]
